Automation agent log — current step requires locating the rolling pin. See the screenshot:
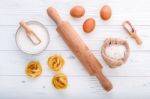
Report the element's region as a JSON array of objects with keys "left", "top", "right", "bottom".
[{"left": 47, "top": 7, "right": 113, "bottom": 91}]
